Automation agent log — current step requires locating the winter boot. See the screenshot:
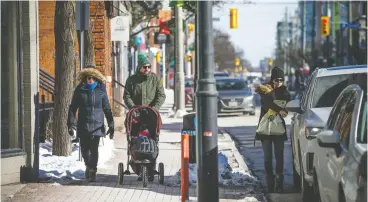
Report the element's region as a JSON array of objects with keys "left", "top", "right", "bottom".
[
  {"left": 85, "top": 166, "right": 90, "bottom": 179},
  {"left": 275, "top": 174, "right": 284, "bottom": 193},
  {"left": 266, "top": 174, "right": 275, "bottom": 193},
  {"left": 89, "top": 169, "right": 97, "bottom": 182}
]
